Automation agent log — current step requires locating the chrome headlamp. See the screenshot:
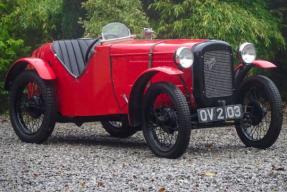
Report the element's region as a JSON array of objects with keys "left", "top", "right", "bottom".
[
  {"left": 239, "top": 42, "right": 256, "bottom": 64},
  {"left": 175, "top": 47, "right": 194, "bottom": 69}
]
